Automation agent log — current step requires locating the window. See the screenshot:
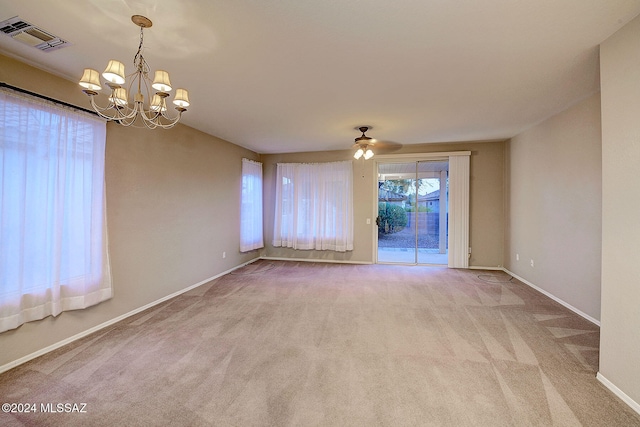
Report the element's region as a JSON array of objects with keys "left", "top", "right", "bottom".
[
  {"left": 0, "top": 87, "right": 112, "bottom": 333},
  {"left": 240, "top": 158, "right": 264, "bottom": 252},
  {"left": 273, "top": 161, "right": 353, "bottom": 252}
]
